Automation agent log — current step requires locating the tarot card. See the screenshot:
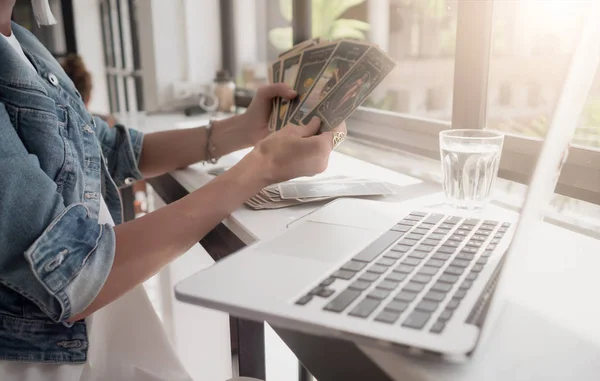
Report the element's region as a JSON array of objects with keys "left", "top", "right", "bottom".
[
  {"left": 283, "top": 42, "right": 338, "bottom": 125},
  {"left": 278, "top": 37, "right": 320, "bottom": 59},
  {"left": 275, "top": 52, "right": 302, "bottom": 131},
  {"left": 269, "top": 60, "right": 282, "bottom": 131},
  {"left": 278, "top": 180, "right": 396, "bottom": 199},
  {"left": 287, "top": 40, "right": 370, "bottom": 126},
  {"left": 302, "top": 47, "right": 396, "bottom": 132}
]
